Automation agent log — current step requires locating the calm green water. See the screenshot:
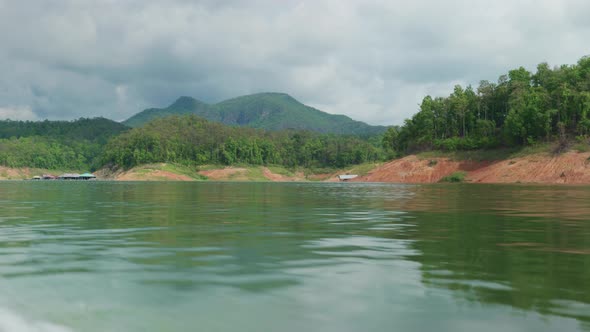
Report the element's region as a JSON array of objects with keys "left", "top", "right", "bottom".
[{"left": 0, "top": 182, "right": 589, "bottom": 331}]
